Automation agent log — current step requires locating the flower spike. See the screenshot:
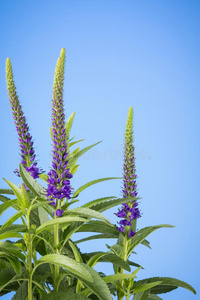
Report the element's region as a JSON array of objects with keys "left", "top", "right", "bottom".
[
  {"left": 116, "top": 107, "right": 141, "bottom": 236},
  {"left": 46, "top": 49, "right": 72, "bottom": 214},
  {"left": 6, "top": 58, "right": 40, "bottom": 179}
]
